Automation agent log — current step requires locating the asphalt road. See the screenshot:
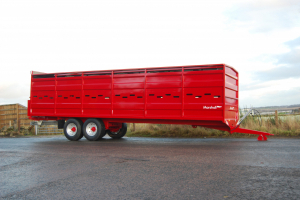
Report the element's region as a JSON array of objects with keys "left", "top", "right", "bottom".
[{"left": 0, "top": 136, "right": 300, "bottom": 200}]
